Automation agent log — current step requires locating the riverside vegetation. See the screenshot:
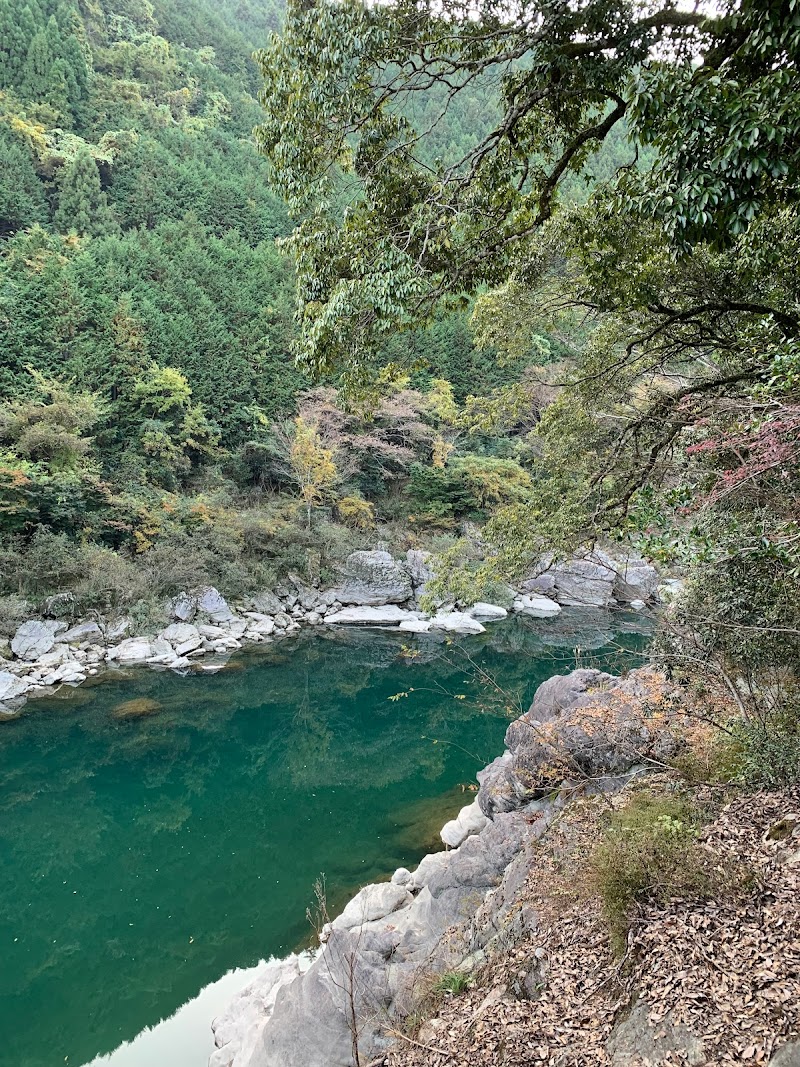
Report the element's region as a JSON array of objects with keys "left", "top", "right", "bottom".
[{"left": 1, "top": 0, "right": 799, "bottom": 1065}]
